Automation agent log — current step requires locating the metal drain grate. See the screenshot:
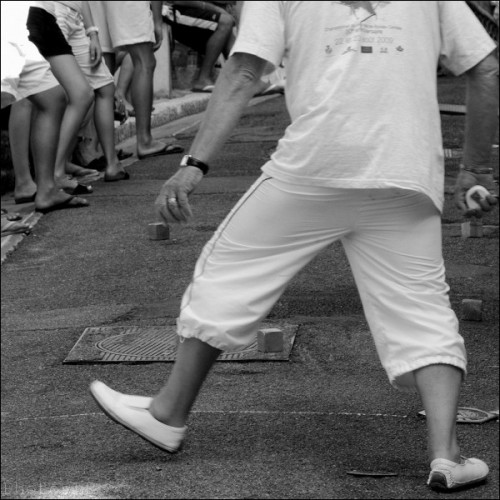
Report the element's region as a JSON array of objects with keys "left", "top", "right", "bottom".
[{"left": 64, "top": 324, "right": 298, "bottom": 364}]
